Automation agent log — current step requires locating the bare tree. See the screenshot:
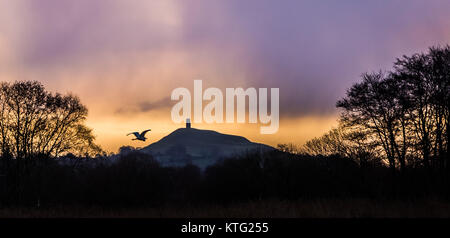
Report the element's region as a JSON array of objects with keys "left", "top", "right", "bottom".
[
  {"left": 394, "top": 45, "right": 449, "bottom": 170},
  {"left": 301, "top": 124, "right": 380, "bottom": 167},
  {"left": 333, "top": 45, "right": 449, "bottom": 172},
  {"left": 336, "top": 72, "right": 410, "bottom": 171},
  {"left": 276, "top": 143, "right": 301, "bottom": 154},
  {"left": 0, "top": 81, "right": 102, "bottom": 159}
]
